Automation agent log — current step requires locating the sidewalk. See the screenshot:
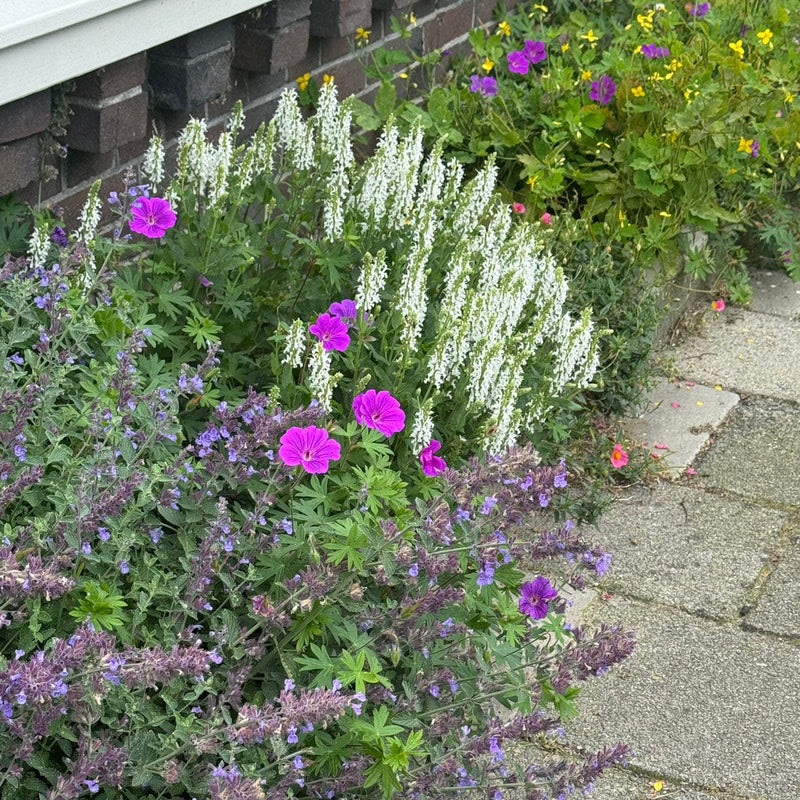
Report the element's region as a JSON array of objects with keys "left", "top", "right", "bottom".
[{"left": 565, "top": 271, "right": 800, "bottom": 800}]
